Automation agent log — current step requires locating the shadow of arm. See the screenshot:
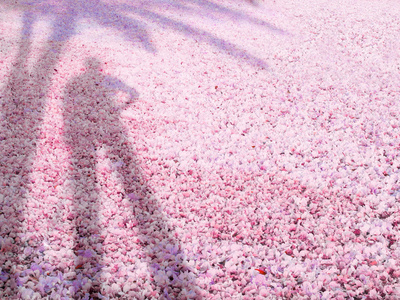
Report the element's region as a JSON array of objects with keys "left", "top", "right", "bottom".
[{"left": 103, "top": 75, "right": 139, "bottom": 108}]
